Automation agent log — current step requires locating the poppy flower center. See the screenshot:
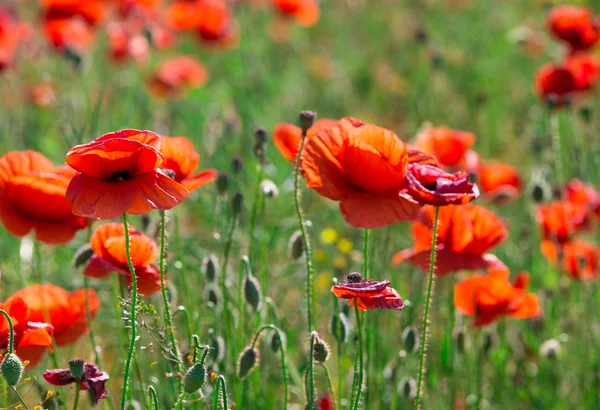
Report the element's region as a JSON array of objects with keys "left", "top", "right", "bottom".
[
  {"left": 109, "top": 170, "right": 132, "bottom": 181},
  {"left": 345, "top": 272, "right": 365, "bottom": 283}
]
